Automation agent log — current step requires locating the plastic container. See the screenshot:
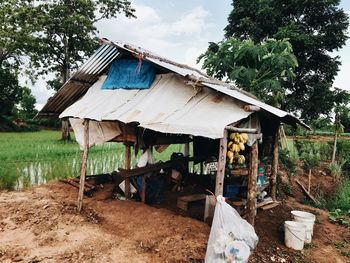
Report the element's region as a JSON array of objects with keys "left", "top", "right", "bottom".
[
  {"left": 224, "top": 185, "right": 239, "bottom": 198},
  {"left": 224, "top": 240, "right": 250, "bottom": 263},
  {"left": 284, "top": 221, "right": 306, "bottom": 250},
  {"left": 291, "top": 210, "right": 316, "bottom": 243}
]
